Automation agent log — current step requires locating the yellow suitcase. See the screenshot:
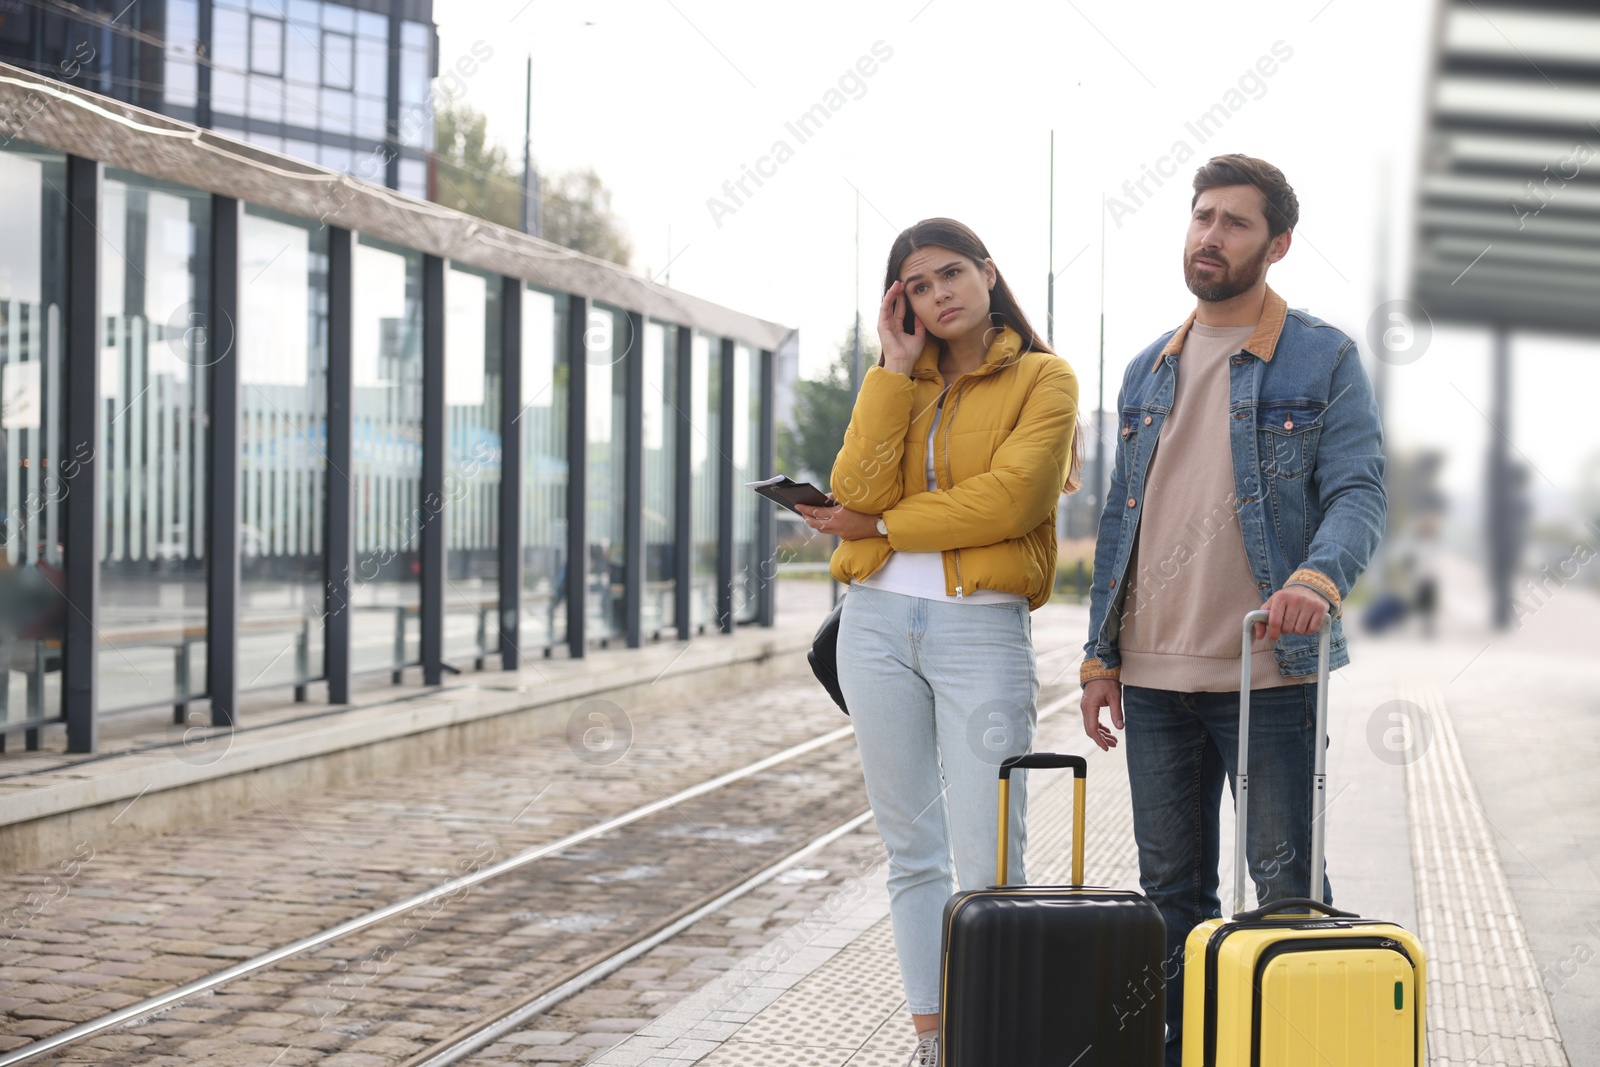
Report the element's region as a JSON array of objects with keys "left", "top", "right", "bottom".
[{"left": 1181, "top": 612, "right": 1427, "bottom": 1066}]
